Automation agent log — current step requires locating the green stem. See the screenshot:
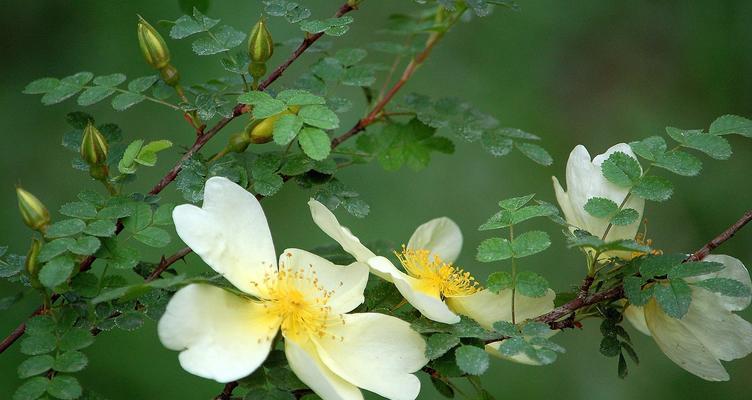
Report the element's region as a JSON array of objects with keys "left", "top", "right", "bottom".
[{"left": 510, "top": 225, "right": 517, "bottom": 324}]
